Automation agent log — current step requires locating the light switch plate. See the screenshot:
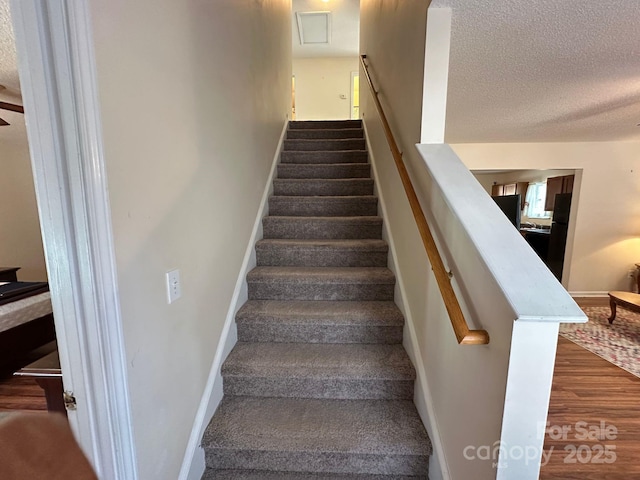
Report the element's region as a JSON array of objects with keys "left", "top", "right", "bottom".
[{"left": 166, "top": 269, "right": 181, "bottom": 304}]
